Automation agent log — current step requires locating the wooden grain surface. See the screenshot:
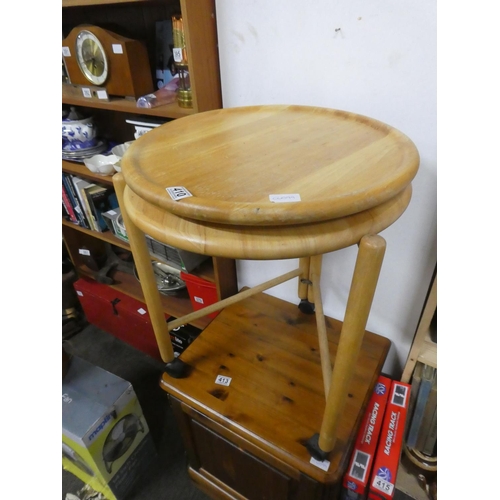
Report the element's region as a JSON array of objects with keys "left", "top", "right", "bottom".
[
  {"left": 122, "top": 105, "right": 419, "bottom": 226},
  {"left": 123, "top": 182, "right": 411, "bottom": 259},
  {"left": 160, "top": 290, "right": 390, "bottom": 484}
]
